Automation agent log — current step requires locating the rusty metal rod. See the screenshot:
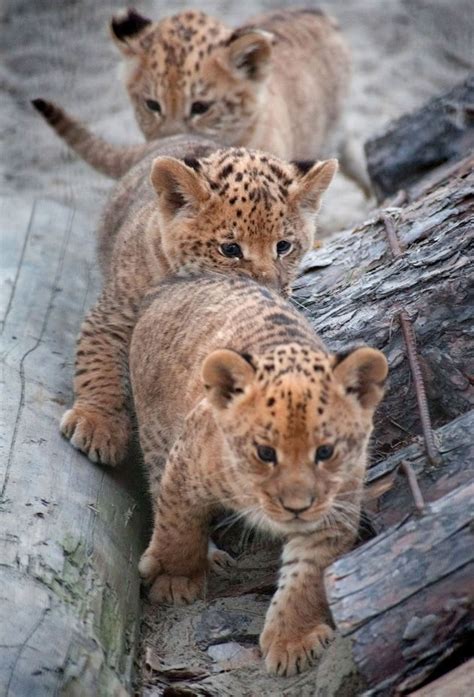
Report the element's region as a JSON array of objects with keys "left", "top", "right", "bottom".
[
  {"left": 399, "top": 460, "right": 425, "bottom": 514},
  {"left": 398, "top": 310, "right": 441, "bottom": 467},
  {"left": 381, "top": 211, "right": 403, "bottom": 257}
]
